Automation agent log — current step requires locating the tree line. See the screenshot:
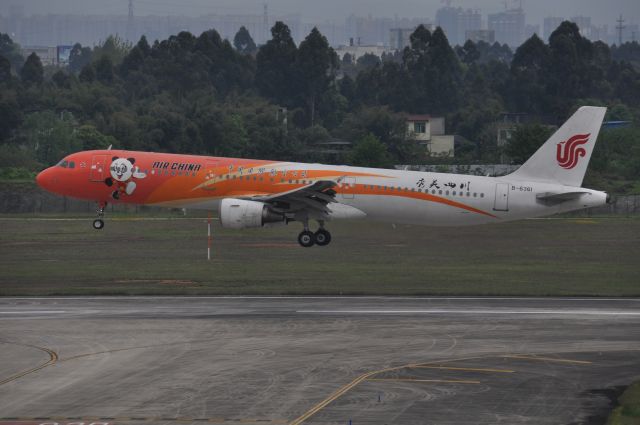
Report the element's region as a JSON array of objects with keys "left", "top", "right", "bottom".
[{"left": 0, "top": 21, "right": 639, "bottom": 193}]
